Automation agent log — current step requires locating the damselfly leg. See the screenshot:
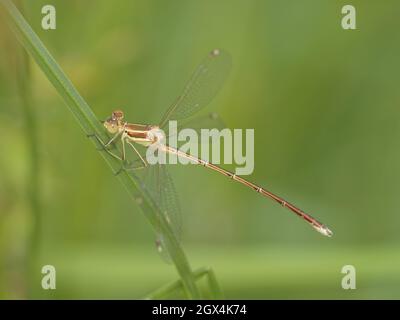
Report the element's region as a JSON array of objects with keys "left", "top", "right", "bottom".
[{"left": 88, "top": 132, "right": 147, "bottom": 174}]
